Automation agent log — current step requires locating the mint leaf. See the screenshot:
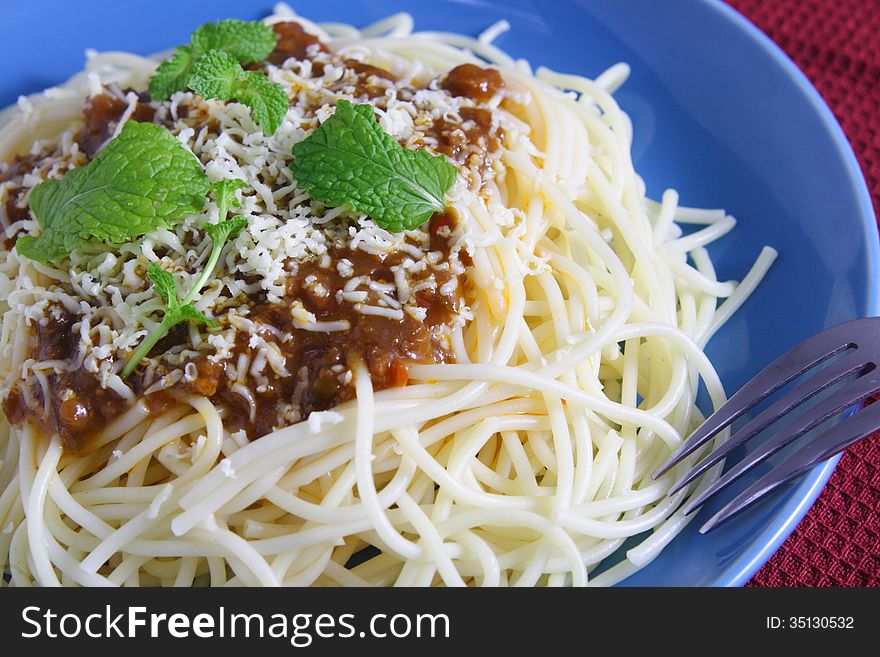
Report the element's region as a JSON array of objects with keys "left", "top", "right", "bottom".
[
  {"left": 191, "top": 19, "right": 277, "bottom": 63},
  {"left": 187, "top": 50, "right": 241, "bottom": 99},
  {"left": 205, "top": 179, "right": 248, "bottom": 246},
  {"left": 180, "top": 181, "right": 249, "bottom": 305},
  {"left": 205, "top": 215, "right": 247, "bottom": 244},
  {"left": 147, "top": 262, "right": 179, "bottom": 307},
  {"left": 16, "top": 122, "right": 208, "bottom": 263},
  {"left": 149, "top": 46, "right": 195, "bottom": 101},
  {"left": 171, "top": 303, "right": 216, "bottom": 328},
  {"left": 210, "top": 178, "right": 248, "bottom": 203},
  {"left": 210, "top": 178, "right": 248, "bottom": 221},
  {"left": 145, "top": 262, "right": 214, "bottom": 328},
  {"left": 231, "top": 71, "right": 289, "bottom": 136},
  {"left": 123, "top": 180, "right": 251, "bottom": 377},
  {"left": 187, "top": 51, "right": 288, "bottom": 135},
  {"left": 148, "top": 19, "right": 278, "bottom": 103},
  {"left": 122, "top": 263, "right": 216, "bottom": 376},
  {"left": 289, "top": 100, "right": 457, "bottom": 232}
]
